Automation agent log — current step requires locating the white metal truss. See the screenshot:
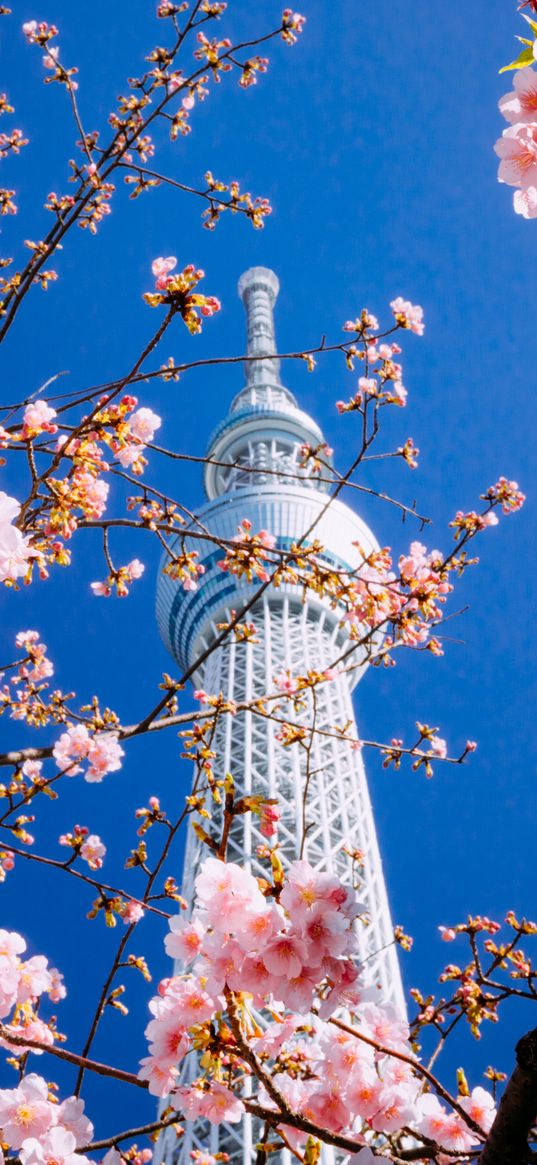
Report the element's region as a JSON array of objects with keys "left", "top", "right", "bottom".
[{"left": 156, "top": 269, "right": 405, "bottom": 1165}]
